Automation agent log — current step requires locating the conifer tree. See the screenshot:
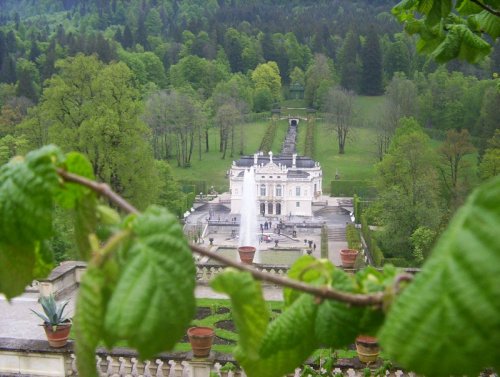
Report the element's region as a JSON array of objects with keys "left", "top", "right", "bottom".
[
  {"left": 339, "top": 30, "right": 361, "bottom": 92},
  {"left": 360, "top": 27, "right": 383, "bottom": 95}
]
